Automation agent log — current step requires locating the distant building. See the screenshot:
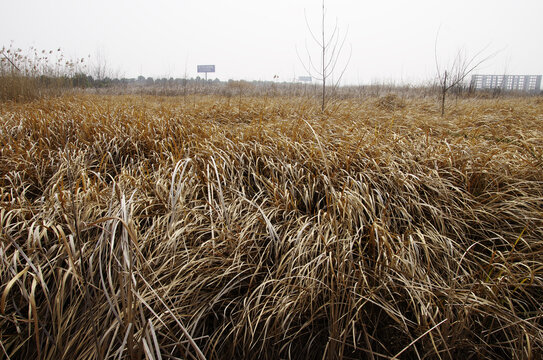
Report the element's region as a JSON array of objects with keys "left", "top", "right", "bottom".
[{"left": 470, "top": 74, "right": 542, "bottom": 92}]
